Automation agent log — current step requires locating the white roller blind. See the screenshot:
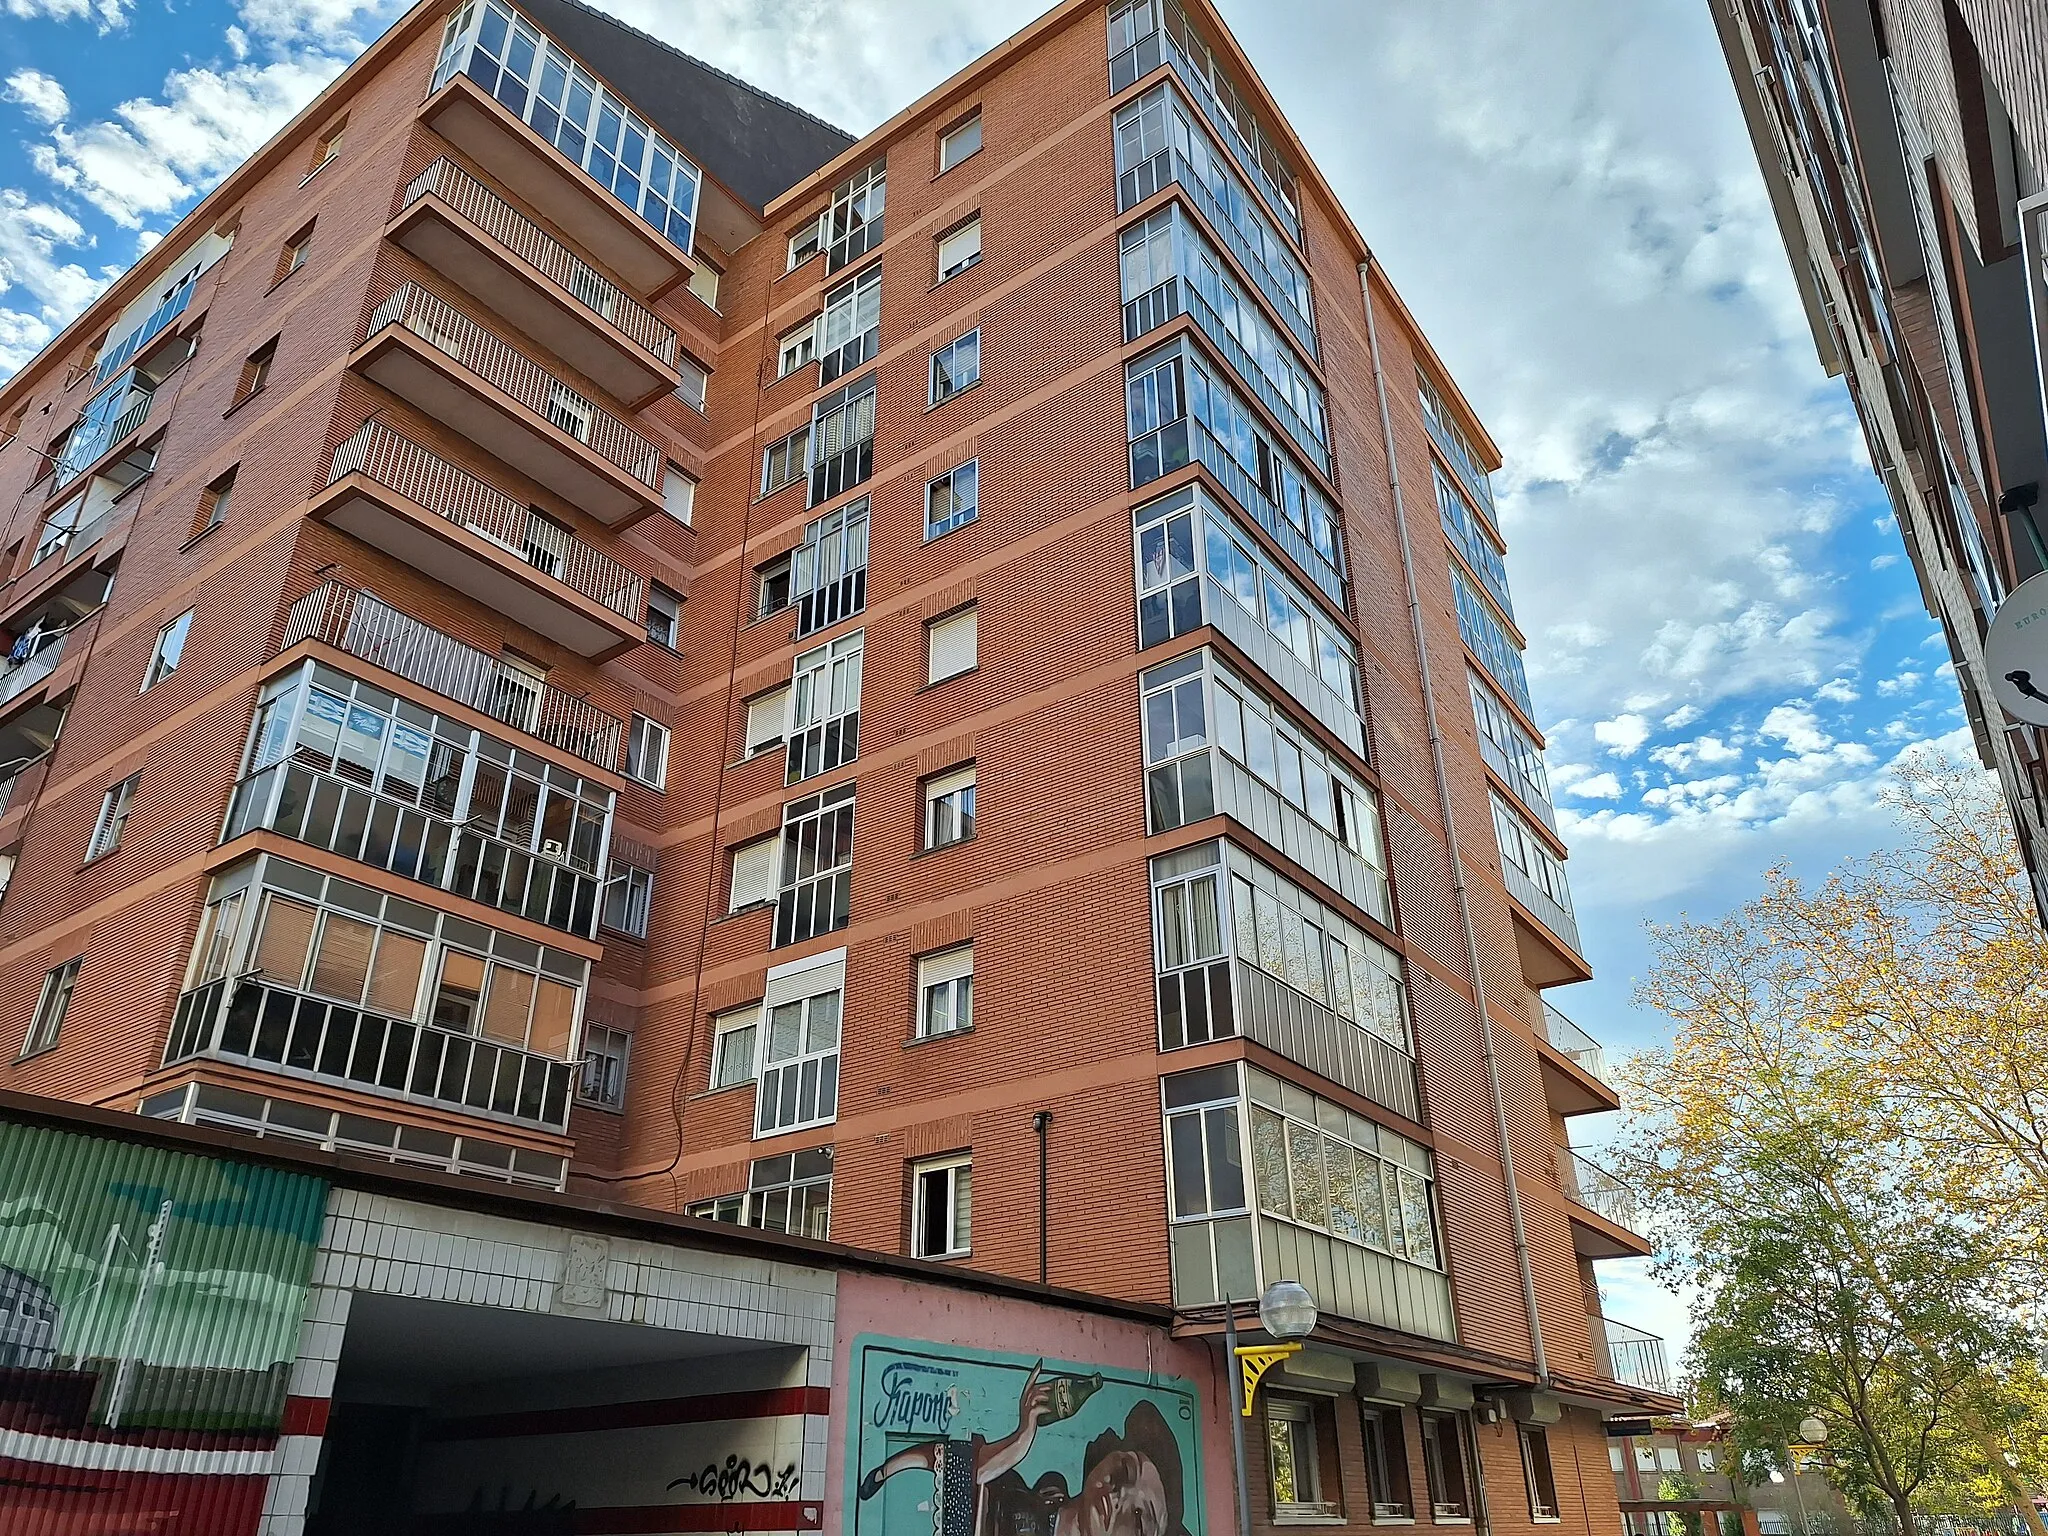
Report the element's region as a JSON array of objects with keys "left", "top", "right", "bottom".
[
  {"left": 765, "top": 946, "right": 846, "bottom": 1007},
  {"left": 729, "top": 835, "right": 778, "bottom": 912},
  {"left": 746, "top": 686, "right": 790, "bottom": 756},
  {"left": 927, "top": 607, "right": 978, "bottom": 683},
  {"left": 664, "top": 466, "right": 696, "bottom": 523},
  {"left": 918, "top": 944, "right": 973, "bottom": 989},
  {"left": 938, "top": 219, "right": 982, "bottom": 280},
  {"left": 924, "top": 765, "right": 975, "bottom": 806}
]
